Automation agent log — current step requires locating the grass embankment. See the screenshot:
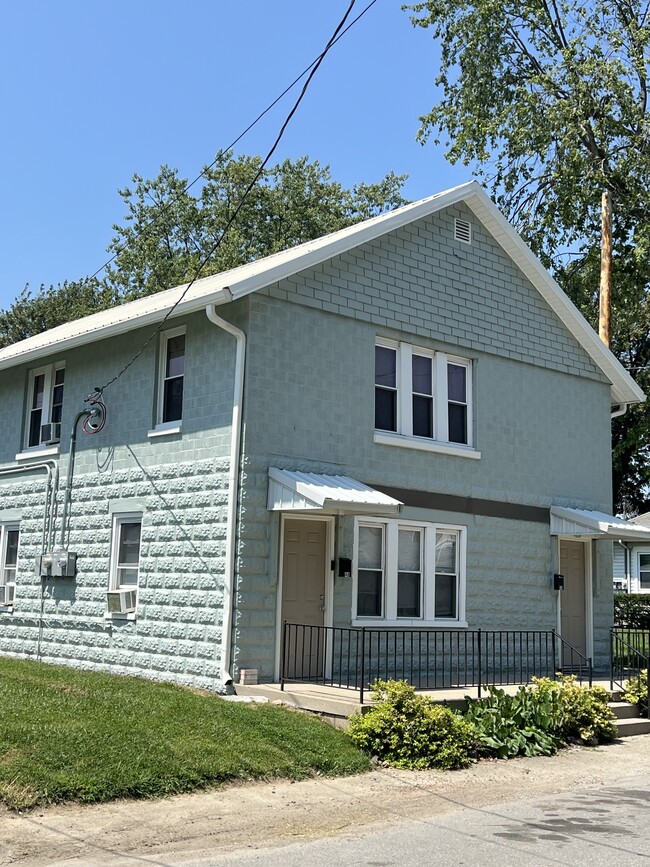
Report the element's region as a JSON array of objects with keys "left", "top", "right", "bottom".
[{"left": 0, "top": 658, "right": 369, "bottom": 810}]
